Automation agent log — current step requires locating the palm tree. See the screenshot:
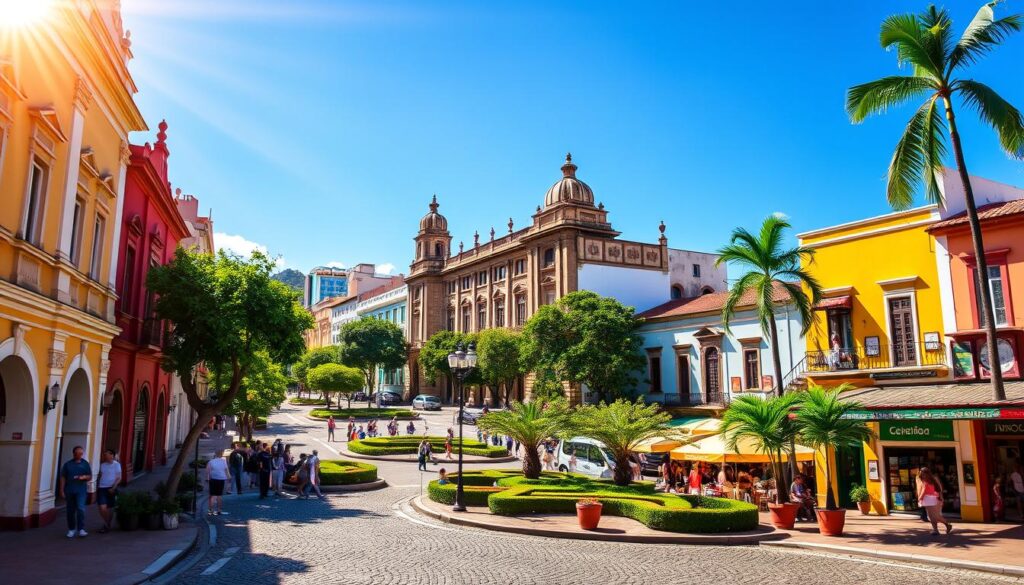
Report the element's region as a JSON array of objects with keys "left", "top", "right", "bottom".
[
  {"left": 721, "top": 394, "right": 801, "bottom": 504},
  {"left": 795, "top": 386, "right": 875, "bottom": 511},
  {"left": 847, "top": 3, "right": 1024, "bottom": 401},
  {"left": 717, "top": 215, "right": 822, "bottom": 397},
  {"left": 568, "top": 399, "right": 672, "bottom": 486},
  {"left": 476, "top": 399, "right": 569, "bottom": 479}
]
